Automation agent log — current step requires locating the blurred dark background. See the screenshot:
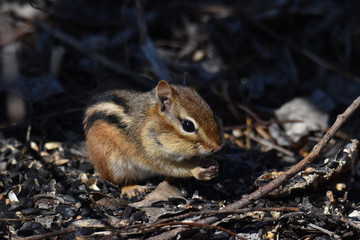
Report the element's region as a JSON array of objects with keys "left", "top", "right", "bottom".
[
  {"left": 1, "top": 2, "right": 360, "bottom": 238},
  {"left": 0, "top": 0, "right": 360, "bottom": 142}
]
